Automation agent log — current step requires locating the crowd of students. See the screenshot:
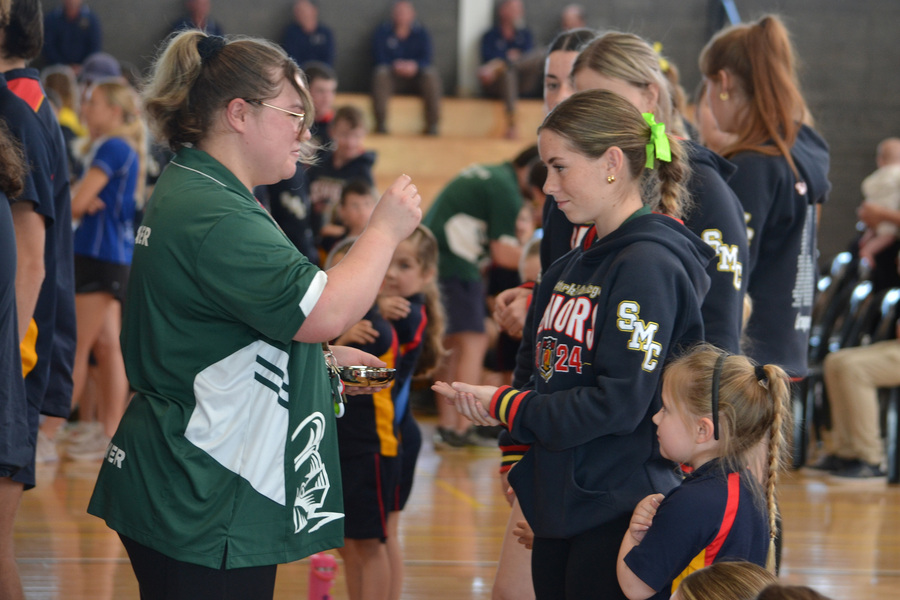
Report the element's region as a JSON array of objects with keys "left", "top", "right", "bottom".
[{"left": 1, "top": 0, "right": 875, "bottom": 599}]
